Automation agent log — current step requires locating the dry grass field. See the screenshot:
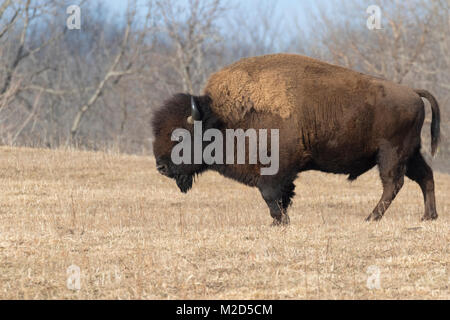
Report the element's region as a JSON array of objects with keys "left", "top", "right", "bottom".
[{"left": 0, "top": 146, "right": 448, "bottom": 299}]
